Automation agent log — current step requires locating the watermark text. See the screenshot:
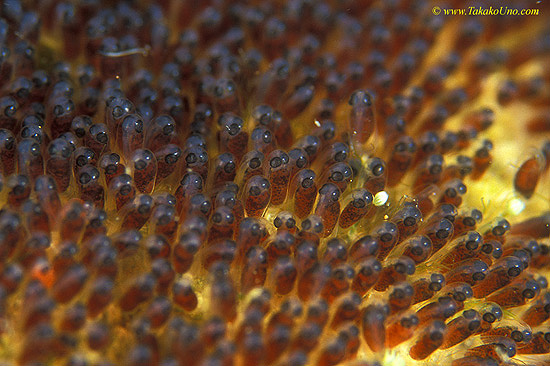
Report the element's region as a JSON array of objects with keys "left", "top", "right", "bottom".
[{"left": 432, "top": 6, "right": 540, "bottom": 16}]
